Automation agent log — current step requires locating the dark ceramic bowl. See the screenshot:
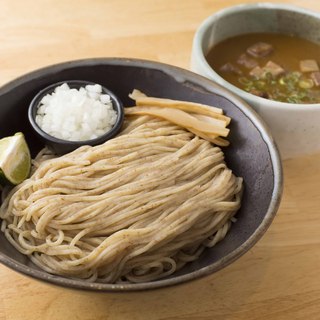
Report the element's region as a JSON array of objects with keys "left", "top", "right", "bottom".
[
  {"left": 0, "top": 58, "right": 282, "bottom": 292},
  {"left": 28, "top": 80, "right": 124, "bottom": 155}
]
